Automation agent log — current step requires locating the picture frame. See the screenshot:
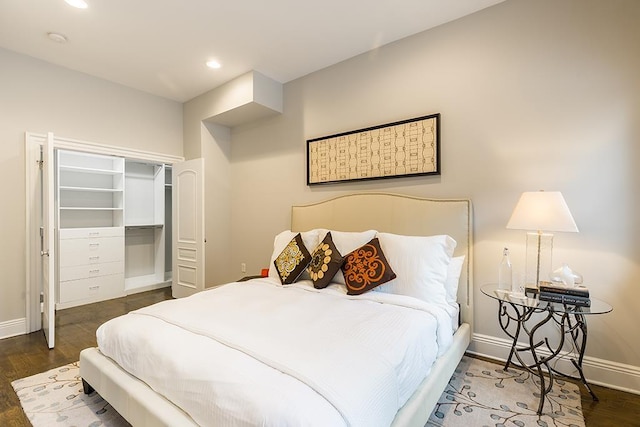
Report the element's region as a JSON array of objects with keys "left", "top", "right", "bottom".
[{"left": 307, "top": 113, "right": 440, "bottom": 185}]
